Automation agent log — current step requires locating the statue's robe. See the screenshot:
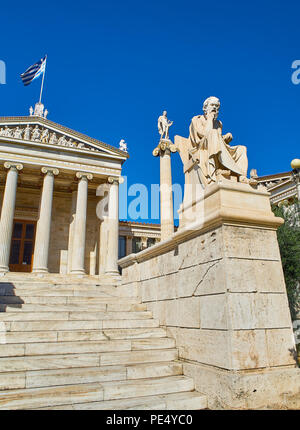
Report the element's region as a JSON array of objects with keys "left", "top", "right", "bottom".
[{"left": 189, "top": 115, "right": 248, "bottom": 184}]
